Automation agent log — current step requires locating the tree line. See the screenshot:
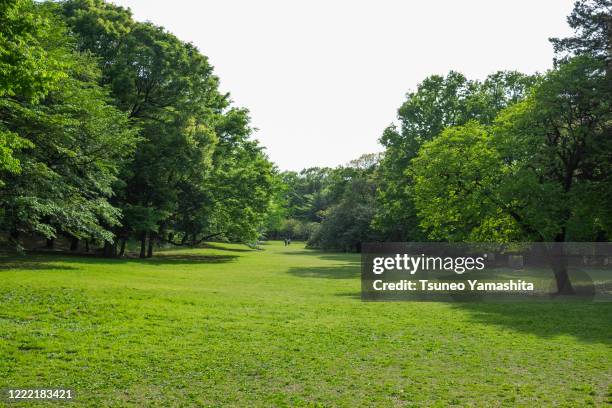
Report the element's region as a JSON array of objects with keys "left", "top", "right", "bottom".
[
  {"left": 268, "top": 1, "right": 612, "bottom": 273},
  {"left": 2, "top": 0, "right": 610, "bottom": 270},
  {"left": 1, "top": 0, "right": 275, "bottom": 257}
]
